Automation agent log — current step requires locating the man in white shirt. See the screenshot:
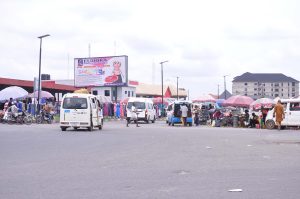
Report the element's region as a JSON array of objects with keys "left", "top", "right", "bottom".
[
  {"left": 127, "top": 103, "right": 140, "bottom": 127},
  {"left": 180, "top": 104, "right": 188, "bottom": 126}
]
